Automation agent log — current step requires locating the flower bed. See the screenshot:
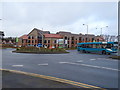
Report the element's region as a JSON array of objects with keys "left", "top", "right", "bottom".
[{"left": 13, "top": 47, "right": 69, "bottom": 54}]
